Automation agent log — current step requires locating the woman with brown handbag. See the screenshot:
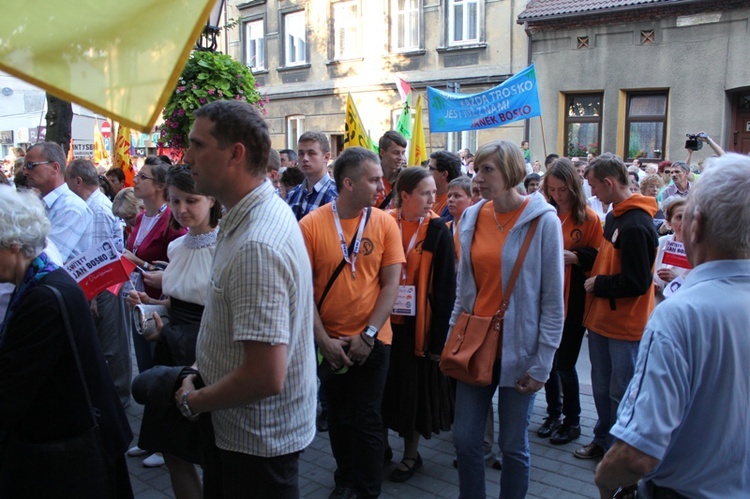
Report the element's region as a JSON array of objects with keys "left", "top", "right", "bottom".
[{"left": 448, "top": 140, "right": 564, "bottom": 499}]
